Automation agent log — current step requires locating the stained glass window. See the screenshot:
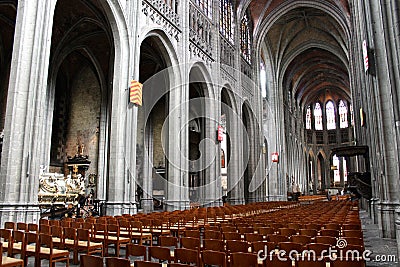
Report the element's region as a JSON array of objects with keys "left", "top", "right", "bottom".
[
  {"left": 339, "top": 100, "right": 348, "bottom": 128},
  {"left": 240, "top": 13, "right": 251, "bottom": 62},
  {"left": 314, "top": 103, "right": 323, "bottom": 130},
  {"left": 306, "top": 105, "right": 312, "bottom": 129},
  {"left": 195, "top": 0, "right": 212, "bottom": 18},
  {"left": 326, "top": 101, "right": 336, "bottom": 130},
  {"left": 220, "top": 0, "right": 234, "bottom": 43}
]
